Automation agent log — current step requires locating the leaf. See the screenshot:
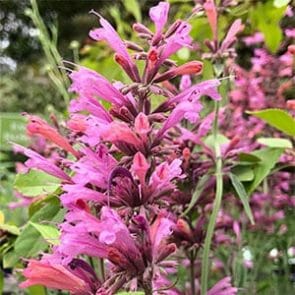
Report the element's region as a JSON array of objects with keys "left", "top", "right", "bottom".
[
  {"left": 229, "top": 173, "right": 254, "bottom": 225},
  {"left": 273, "top": 0, "right": 291, "bottom": 8},
  {"left": 231, "top": 166, "right": 254, "bottom": 182},
  {"left": 28, "top": 285, "right": 47, "bottom": 295},
  {"left": 29, "top": 222, "right": 60, "bottom": 245},
  {"left": 245, "top": 148, "right": 284, "bottom": 194},
  {"left": 122, "top": 0, "right": 141, "bottom": 22},
  {"left": 14, "top": 169, "right": 61, "bottom": 197},
  {"left": 247, "top": 109, "right": 295, "bottom": 136},
  {"left": 204, "top": 134, "right": 230, "bottom": 150},
  {"left": 13, "top": 197, "right": 64, "bottom": 263},
  {"left": 182, "top": 175, "right": 210, "bottom": 216},
  {"left": 0, "top": 224, "right": 20, "bottom": 236},
  {"left": 0, "top": 270, "right": 3, "bottom": 294},
  {"left": 257, "top": 137, "right": 293, "bottom": 148},
  {"left": 238, "top": 153, "right": 262, "bottom": 164}
]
